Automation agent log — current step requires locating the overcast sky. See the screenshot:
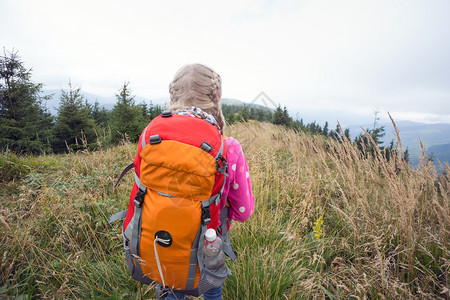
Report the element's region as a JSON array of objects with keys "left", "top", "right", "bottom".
[{"left": 1, "top": 0, "right": 449, "bottom": 125}]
